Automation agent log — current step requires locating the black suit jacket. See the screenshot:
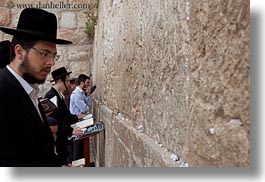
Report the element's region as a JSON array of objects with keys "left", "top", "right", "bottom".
[
  {"left": 0, "top": 67, "right": 59, "bottom": 167},
  {"left": 45, "top": 87, "right": 78, "bottom": 164},
  {"left": 45, "top": 87, "right": 78, "bottom": 136}
]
